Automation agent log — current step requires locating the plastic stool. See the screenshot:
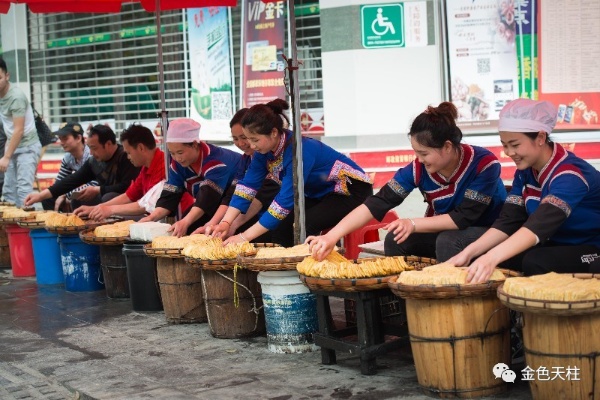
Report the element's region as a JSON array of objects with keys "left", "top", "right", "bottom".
[{"left": 342, "top": 210, "right": 399, "bottom": 260}]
